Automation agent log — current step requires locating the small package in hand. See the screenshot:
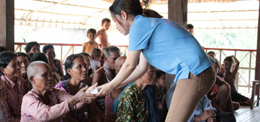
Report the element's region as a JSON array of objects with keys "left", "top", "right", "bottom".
[{"left": 90, "top": 89, "right": 99, "bottom": 94}]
